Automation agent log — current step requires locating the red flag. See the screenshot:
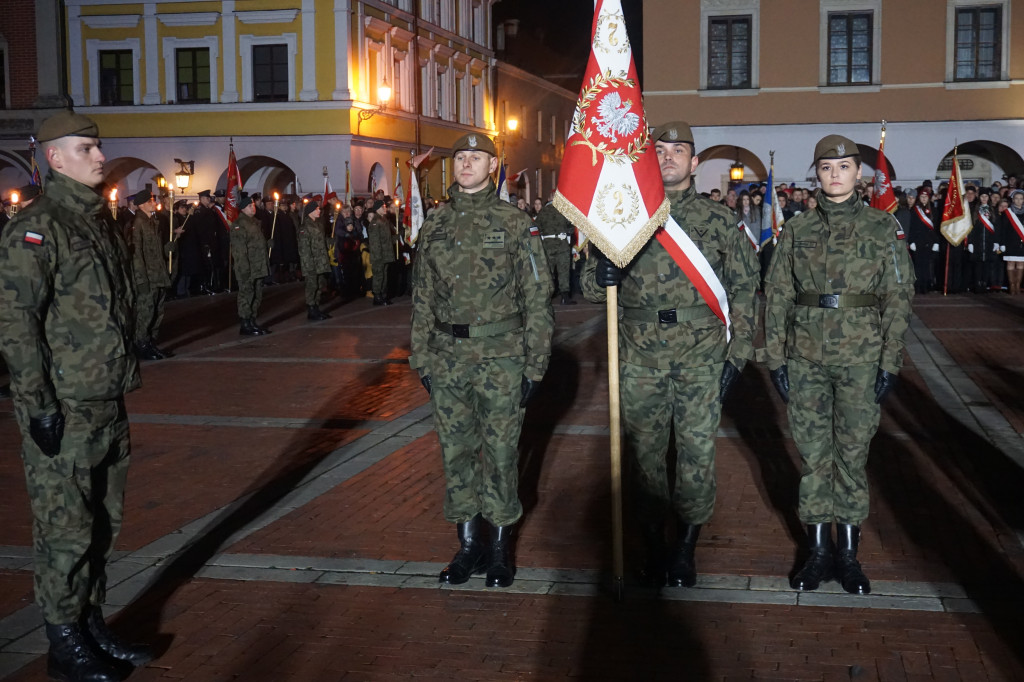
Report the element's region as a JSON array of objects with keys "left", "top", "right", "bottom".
[
  {"left": 322, "top": 175, "right": 337, "bottom": 210},
  {"left": 552, "top": 0, "right": 666, "bottom": 267},
  {"left": 552, "top": 0, "right": 730, "bottom": 336},
  {"left": 225, "top": 144, "right": 242, "bottom": 222},
  {"left": 941, "top": 148, "right": 972, "bottom": 246},
  {"left": 870, "top": 132, "right": 897, "bottom": 214}
]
